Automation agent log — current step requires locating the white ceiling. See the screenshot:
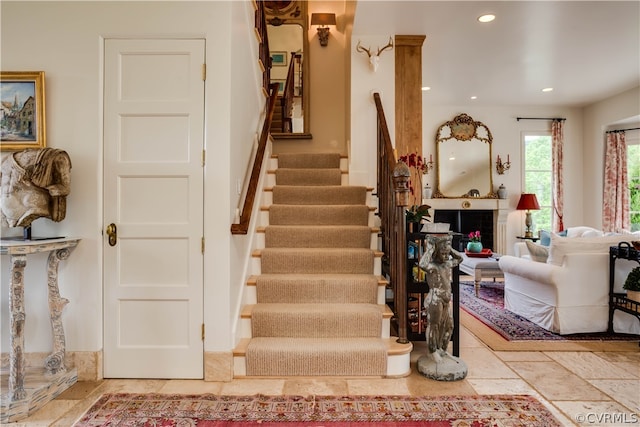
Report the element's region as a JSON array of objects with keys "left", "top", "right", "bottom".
[{"left": 352, "top": 1, "right": 640, "bottom": 108}]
